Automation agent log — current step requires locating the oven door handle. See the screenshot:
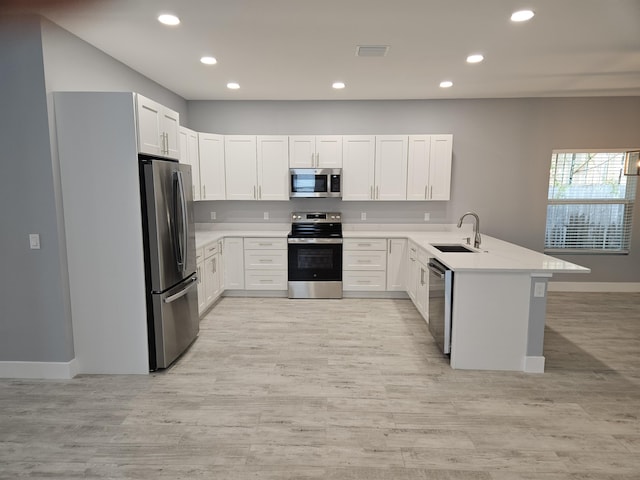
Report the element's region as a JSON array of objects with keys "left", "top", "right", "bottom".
[{"left": 287, "top": 238, "right": 343, "bottom": 244}]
